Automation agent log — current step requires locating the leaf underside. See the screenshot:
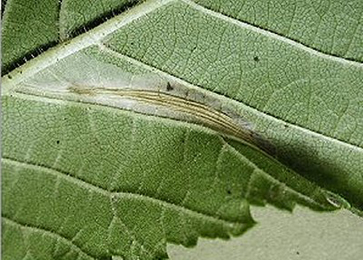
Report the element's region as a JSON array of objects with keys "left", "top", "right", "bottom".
[{"left": 2, "top": 0, "right": 363, "bottom": 259}]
